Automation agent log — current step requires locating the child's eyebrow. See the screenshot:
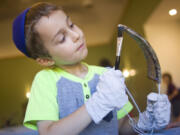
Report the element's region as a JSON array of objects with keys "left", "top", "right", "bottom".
[{"left": 51, "top": 16, "right": 69, "bottom": 42}]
